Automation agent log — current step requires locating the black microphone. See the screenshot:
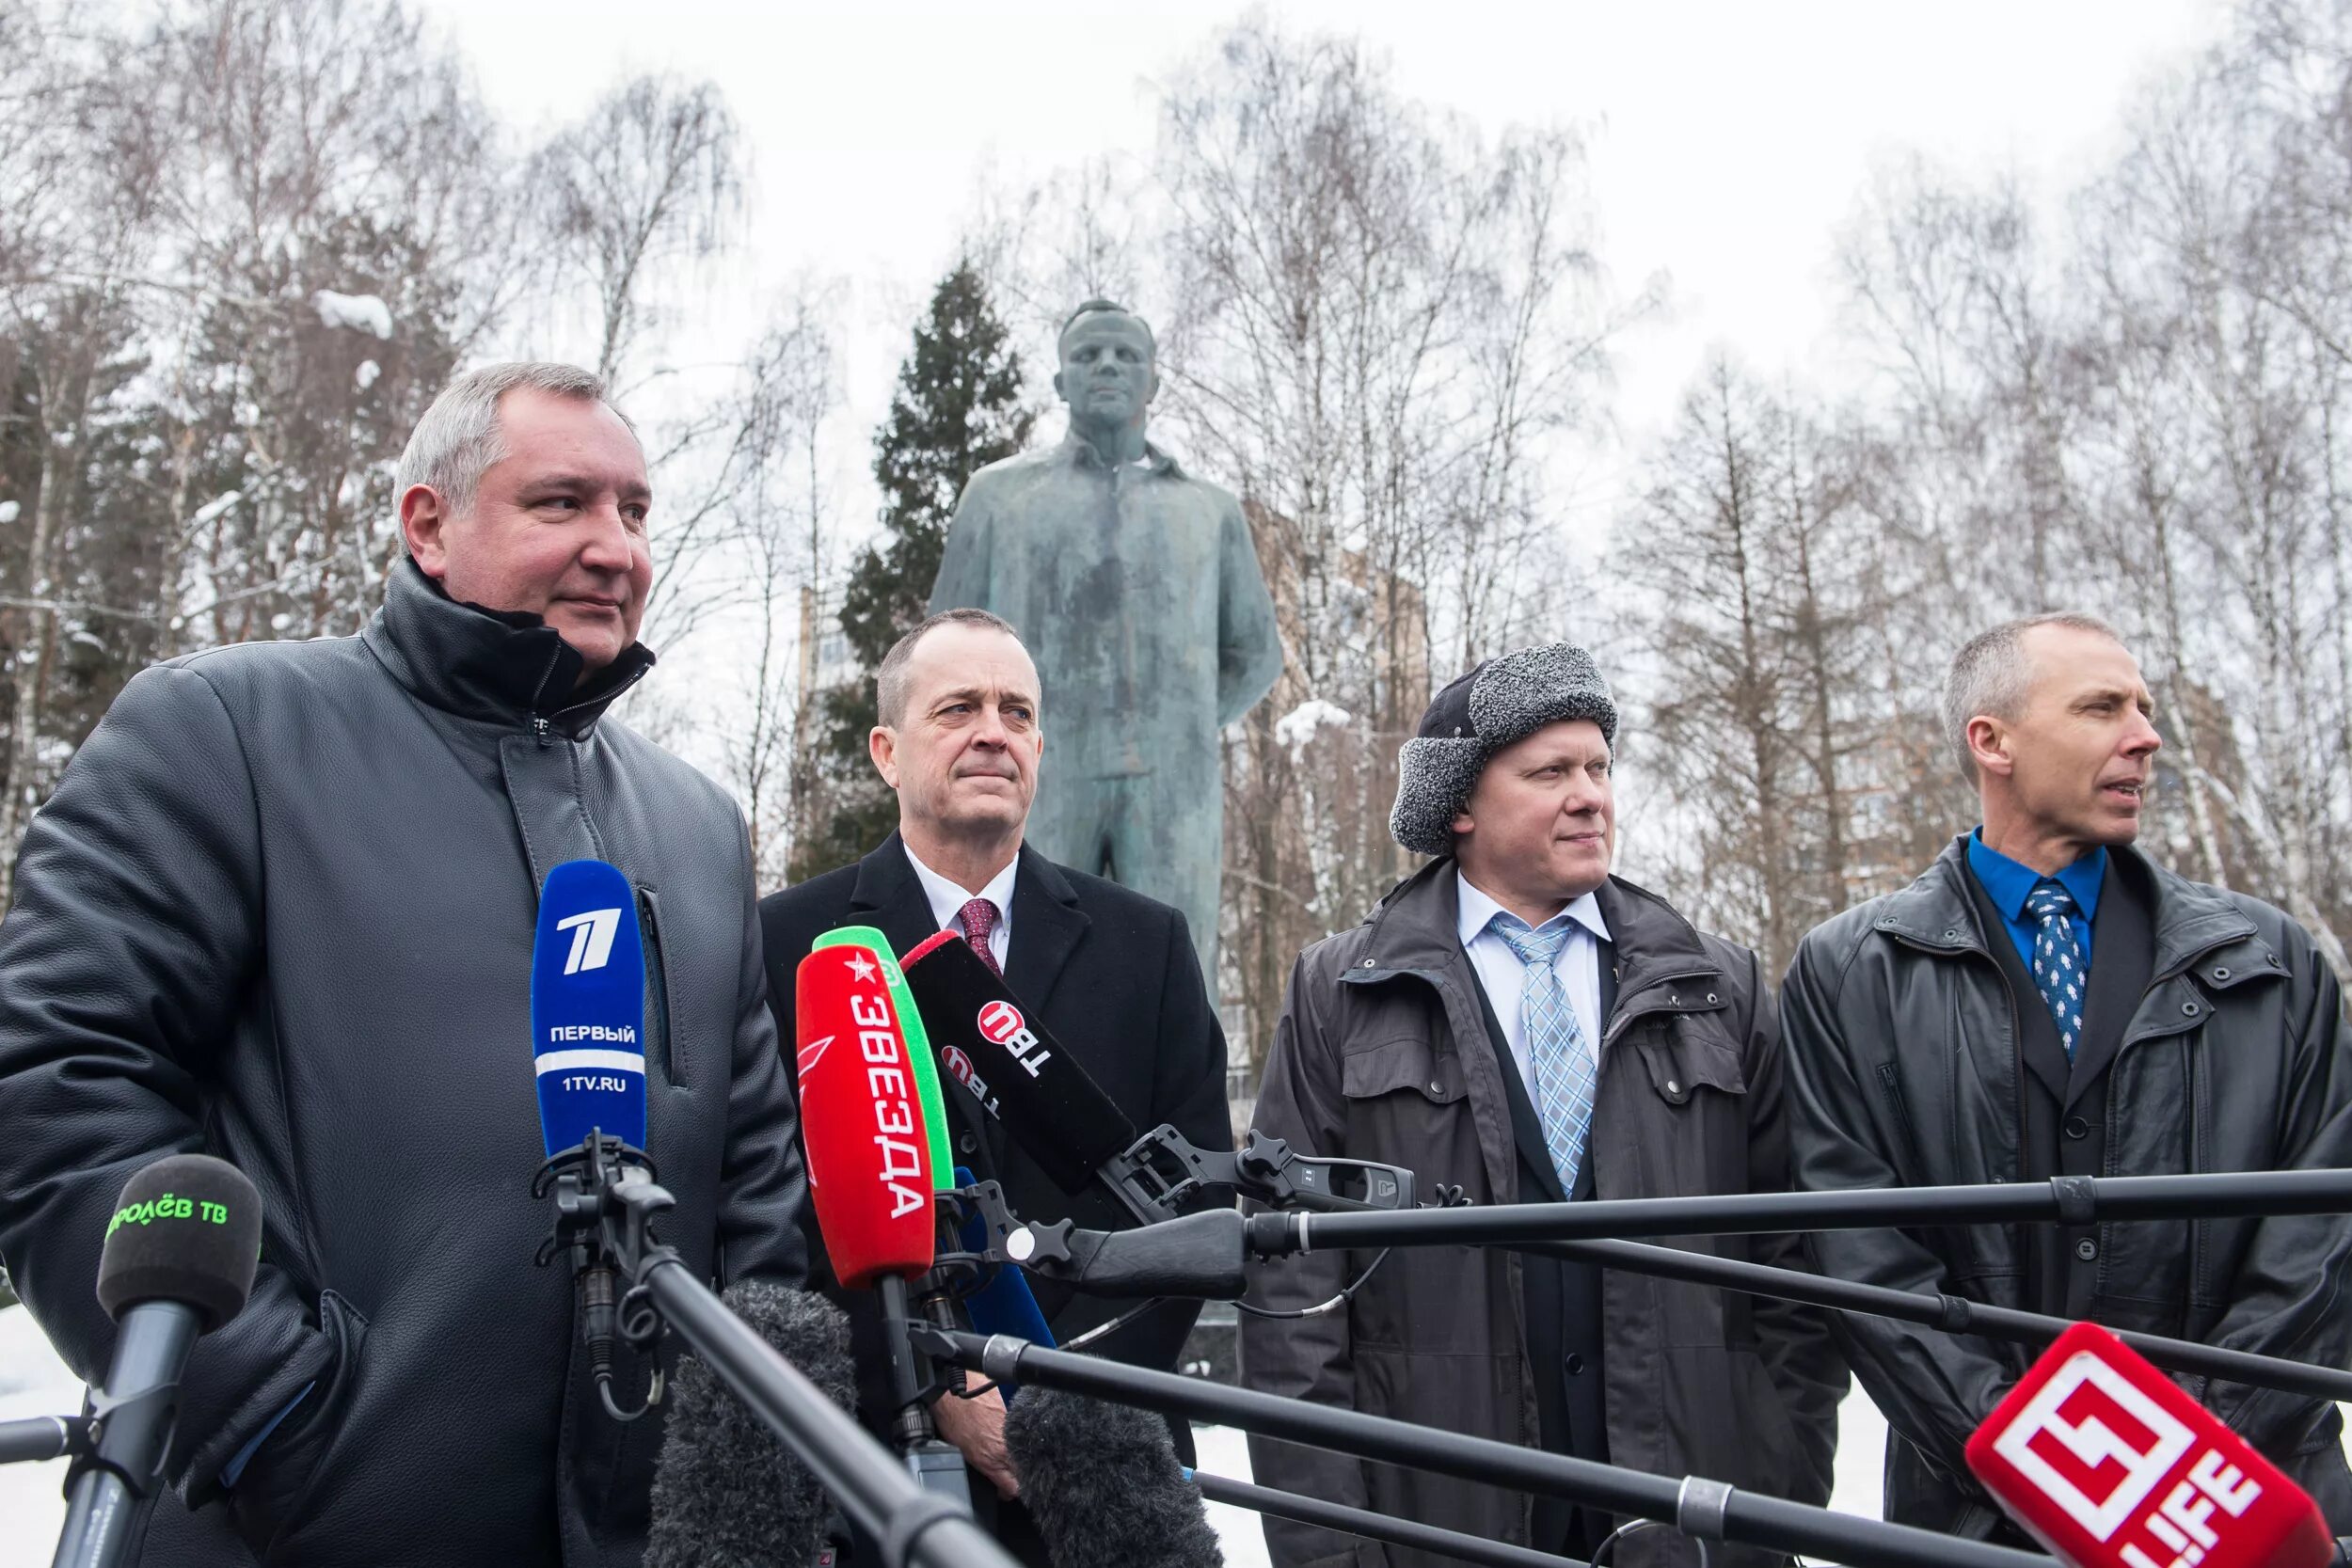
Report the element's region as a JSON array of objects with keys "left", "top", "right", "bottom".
[
  {"left": 54, "top": 1153, "right": 262, "bottom": 1568},
  {"left": 1002, "top": 1386, "right": 1223, "bottom": 1568},
  {"left": 1002, "top": 1209, "right": 1248, "bottom": 1300},
  {"left": 901, "top": 931, "right": 1136, "bottom": 1200},
  {"left": 644, "top": 1279, "right": 857, "bottom": 1568}
]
